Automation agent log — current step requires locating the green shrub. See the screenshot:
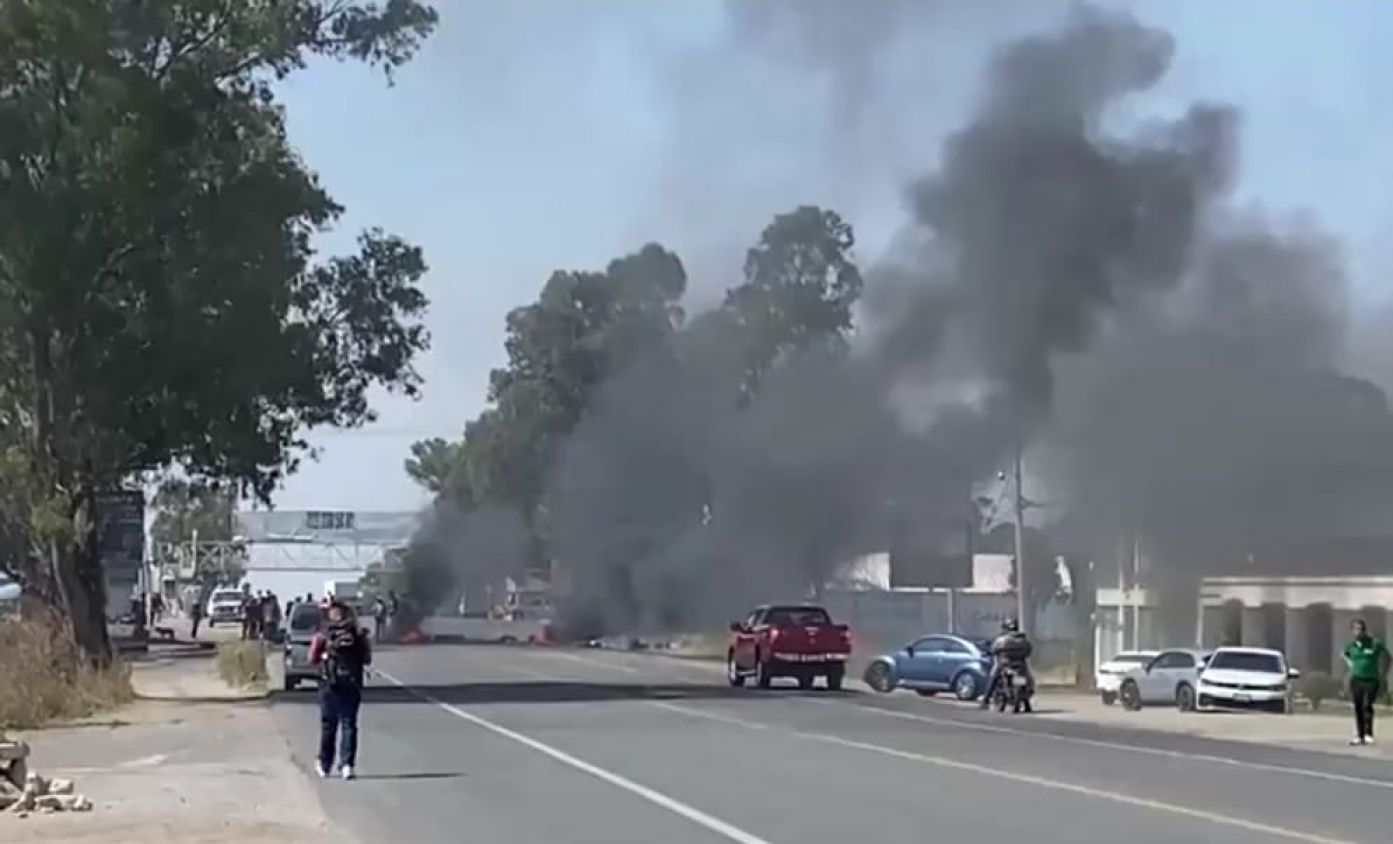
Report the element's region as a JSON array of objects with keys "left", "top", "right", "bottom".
[
  {"left": 215, "top": 640, "right": 268, "bottom": 688},
  {"left": 1297, "top": 671, "right": 1342, "bottom": 711}
]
